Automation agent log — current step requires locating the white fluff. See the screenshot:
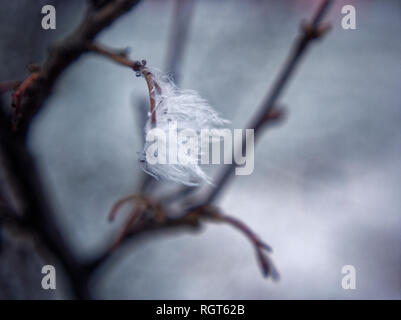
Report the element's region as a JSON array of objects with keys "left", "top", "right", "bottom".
[{"left": 139, "top": 69, "right": 229, "bottom": 186}]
